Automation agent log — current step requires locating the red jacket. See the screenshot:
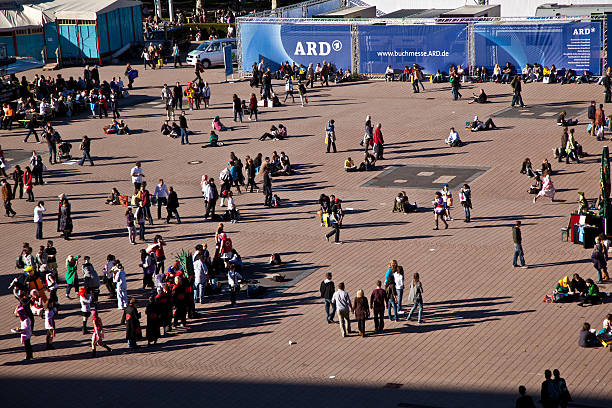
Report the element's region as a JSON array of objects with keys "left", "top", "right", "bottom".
[
  {"left": 23, "top": 171, "right": 32, "bottom": 188},
  {"left": 373, "top": 128, "right": 384, "bottom": 145}
]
